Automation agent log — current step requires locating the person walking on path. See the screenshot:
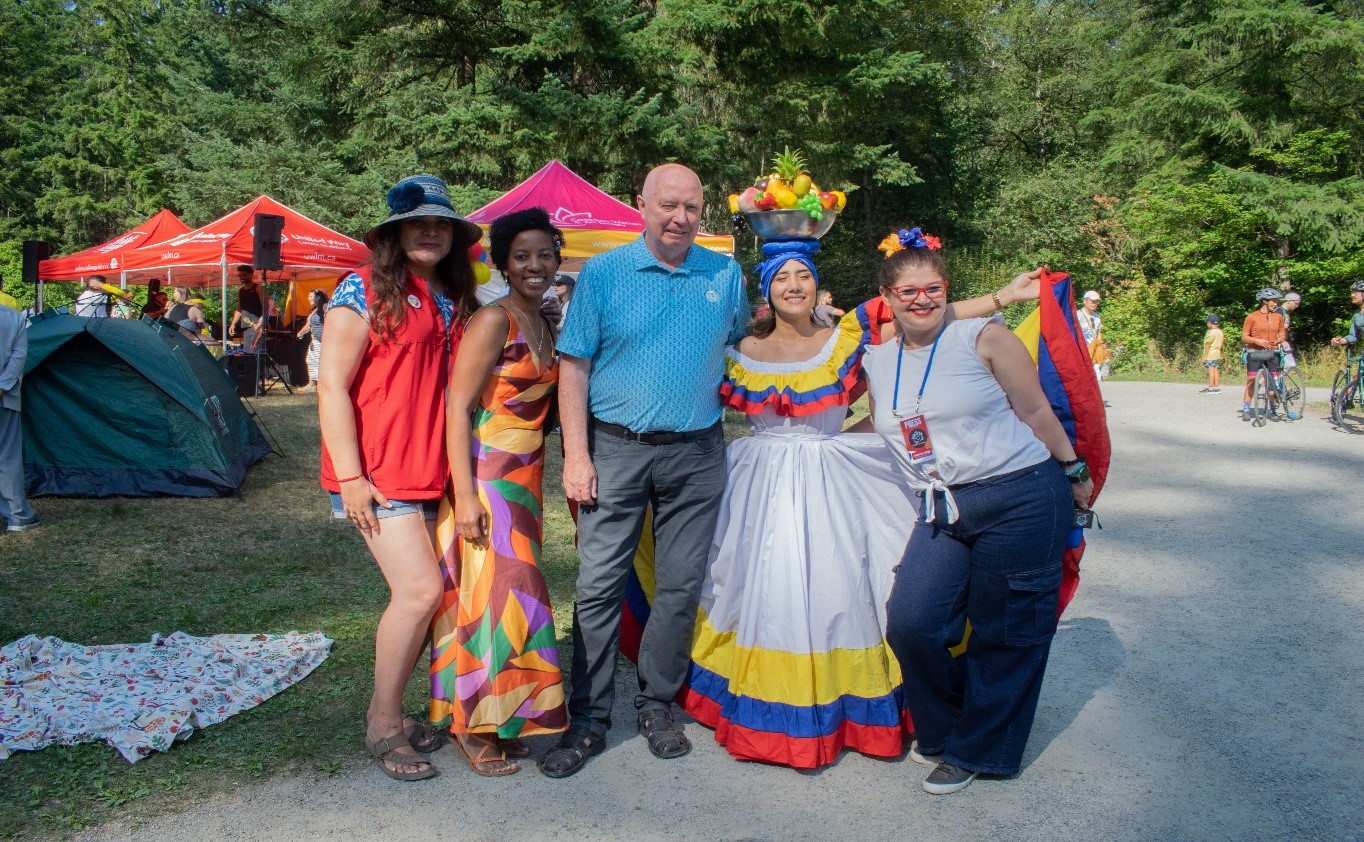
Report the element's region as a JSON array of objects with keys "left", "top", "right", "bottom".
[
  {"left": 1200, "top": 315, "right": 1224, "bottom": 394},
  {"left": 318, "top": 174, "right": 483, "bottom": 782},
  {"left": 0, "top": 302, "right": 37, "bottom": 533},
  {"left": 539, "top": 163, "right": 749, "bottom": 778}
]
